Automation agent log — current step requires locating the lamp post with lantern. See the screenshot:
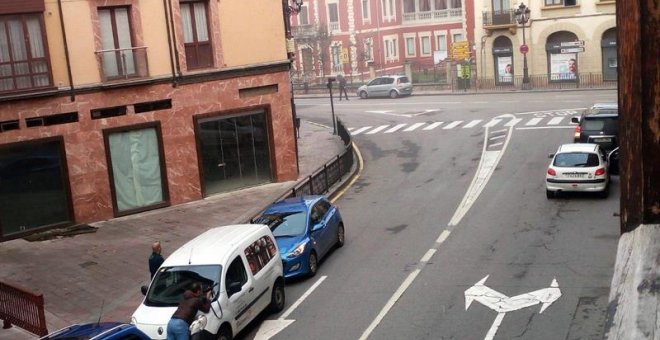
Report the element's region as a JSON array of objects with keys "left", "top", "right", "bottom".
[
  {"left": 283, "top": 0, "right": 304, "bottom": 172},
  {"left": 515, "top": 2, "right": 531, "bottom": 90}
]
